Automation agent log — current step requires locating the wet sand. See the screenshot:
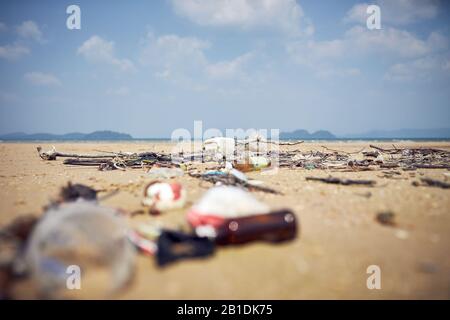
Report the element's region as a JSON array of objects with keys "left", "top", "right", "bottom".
[{"left": 1, "top": 141, "right": 449, "bottom": 299}]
